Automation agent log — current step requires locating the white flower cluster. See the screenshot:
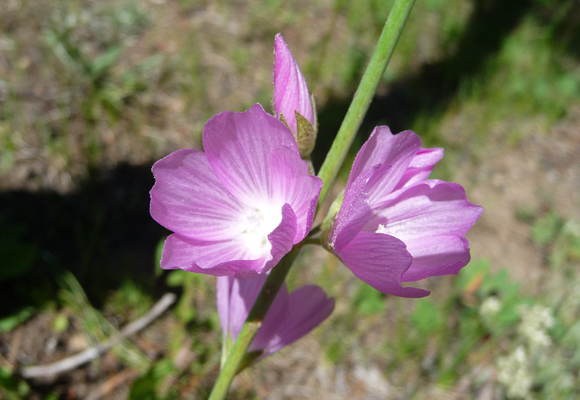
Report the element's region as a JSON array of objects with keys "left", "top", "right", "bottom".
[
  {"left": 497, "top": 346, "right": 533, "bottom": 399},
  {"left": 496, "top": 305, "right": 555, "bottom": 398},
  {"left": 480, "top": 296, "right": 501, "bottom": 318},
  {"left": 518, "top": 304, "right": 554, "bottom": 351}
]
